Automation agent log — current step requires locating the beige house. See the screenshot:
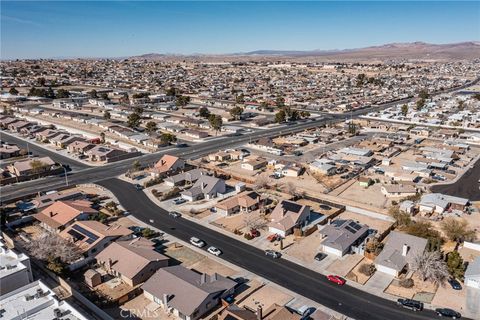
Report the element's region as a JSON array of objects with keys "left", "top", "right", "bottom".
[
  {"left": 268, "top": 200, "right": 311, "bottom": 237},
  {"left": 96, "top": 237, "right": 169, "bottom": 287},
  {"left": 215, "top": 191, "right": 261, "bottom": 216}
]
